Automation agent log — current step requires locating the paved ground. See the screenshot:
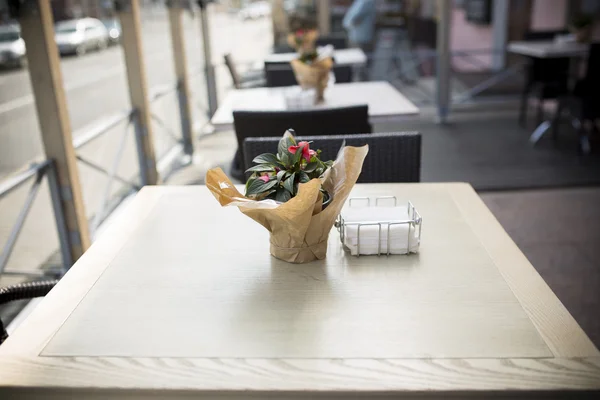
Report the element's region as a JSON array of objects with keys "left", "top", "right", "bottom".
[{"left": 0, "top": 7, "right": 272, "bottom": 285}]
